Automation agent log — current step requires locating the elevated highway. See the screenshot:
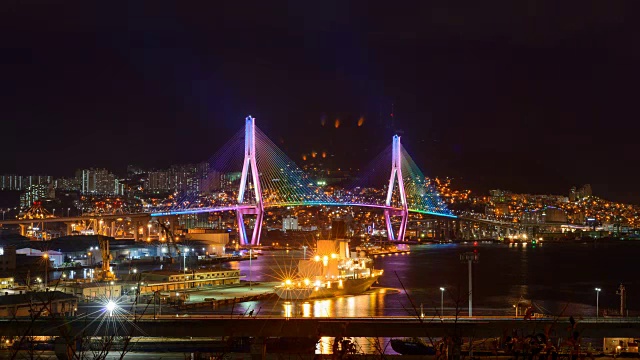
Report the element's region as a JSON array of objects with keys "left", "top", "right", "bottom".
[{"left": 0, "top": 213, "right": 150, "bottom": 226}]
